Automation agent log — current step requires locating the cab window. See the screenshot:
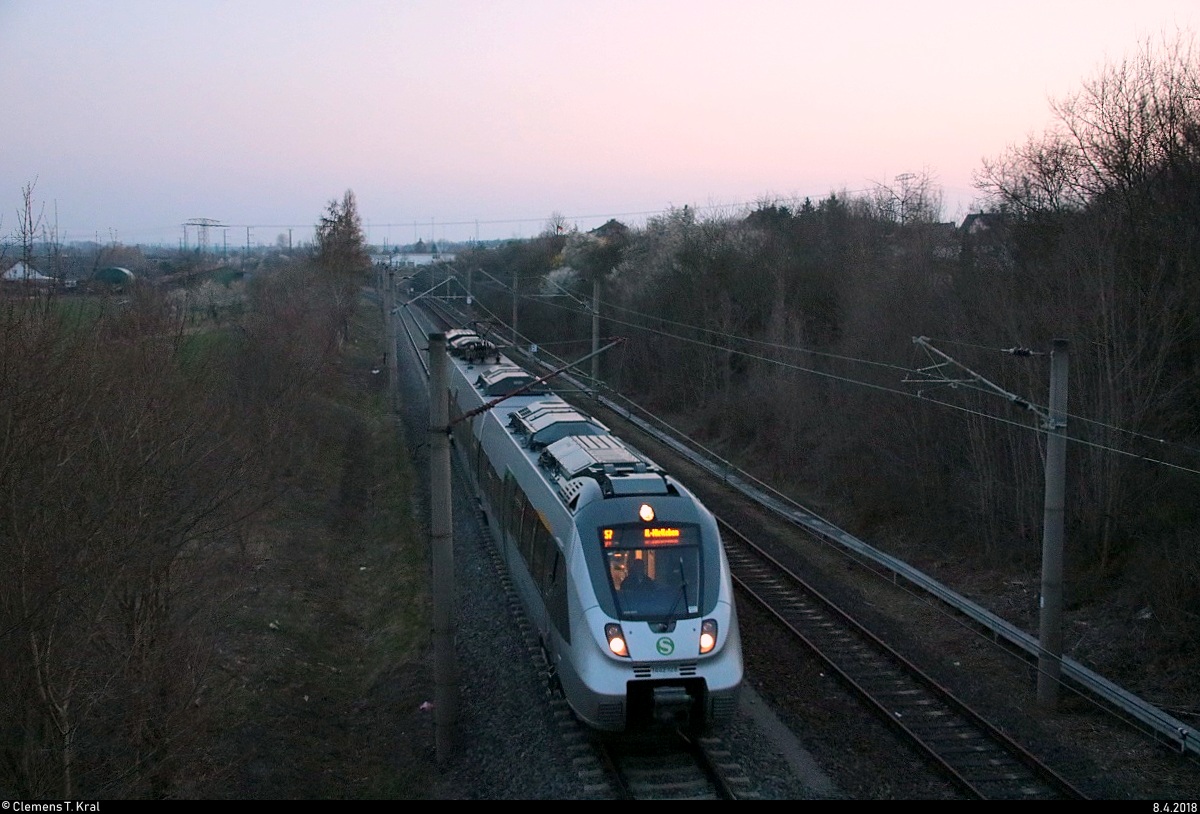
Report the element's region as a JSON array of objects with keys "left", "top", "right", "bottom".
[{"left": 599, "top": 524, "right": 702, "bottom": 619}]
